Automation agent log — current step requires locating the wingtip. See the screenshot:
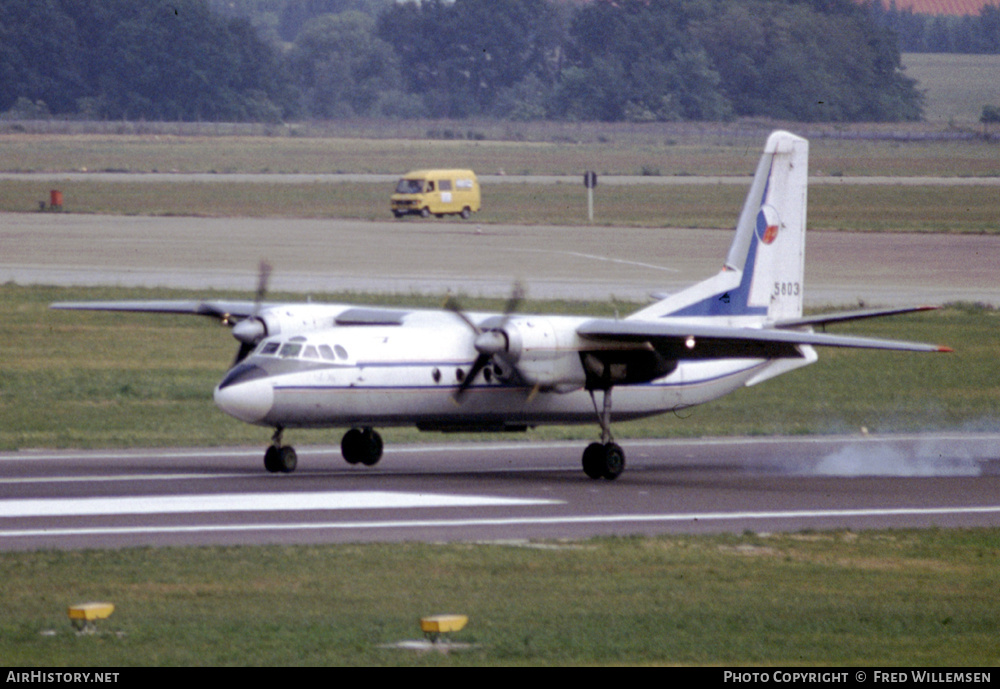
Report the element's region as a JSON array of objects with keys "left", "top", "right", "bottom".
[{"left": 937, "top": 346, "right": 954, "bottom": 353}]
